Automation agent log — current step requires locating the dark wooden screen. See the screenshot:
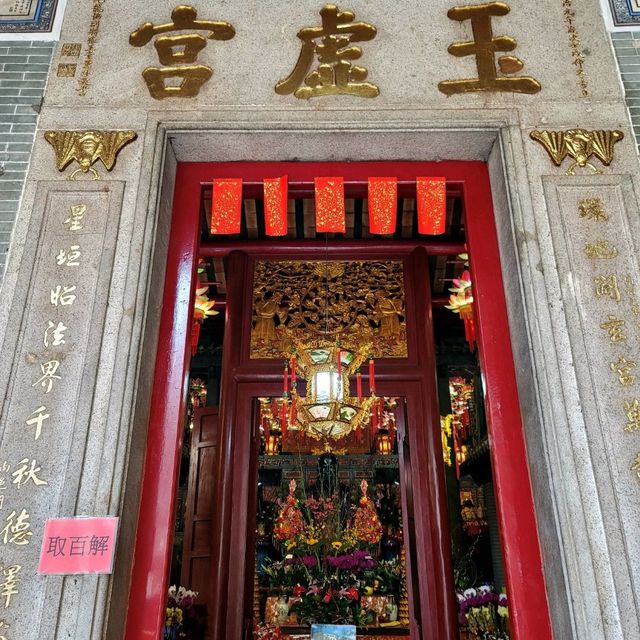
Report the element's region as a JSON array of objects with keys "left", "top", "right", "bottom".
[{"left": 182, "top": 406, "right": 219, "bottom": 600}]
